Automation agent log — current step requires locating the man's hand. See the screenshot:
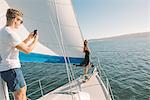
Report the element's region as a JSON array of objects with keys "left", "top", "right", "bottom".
[
  {"left": 28, "top": 32, "right": 34, "bottom": 39},
  {"left": 33, "top": 34, "right": 39, "bottom": 42}
]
